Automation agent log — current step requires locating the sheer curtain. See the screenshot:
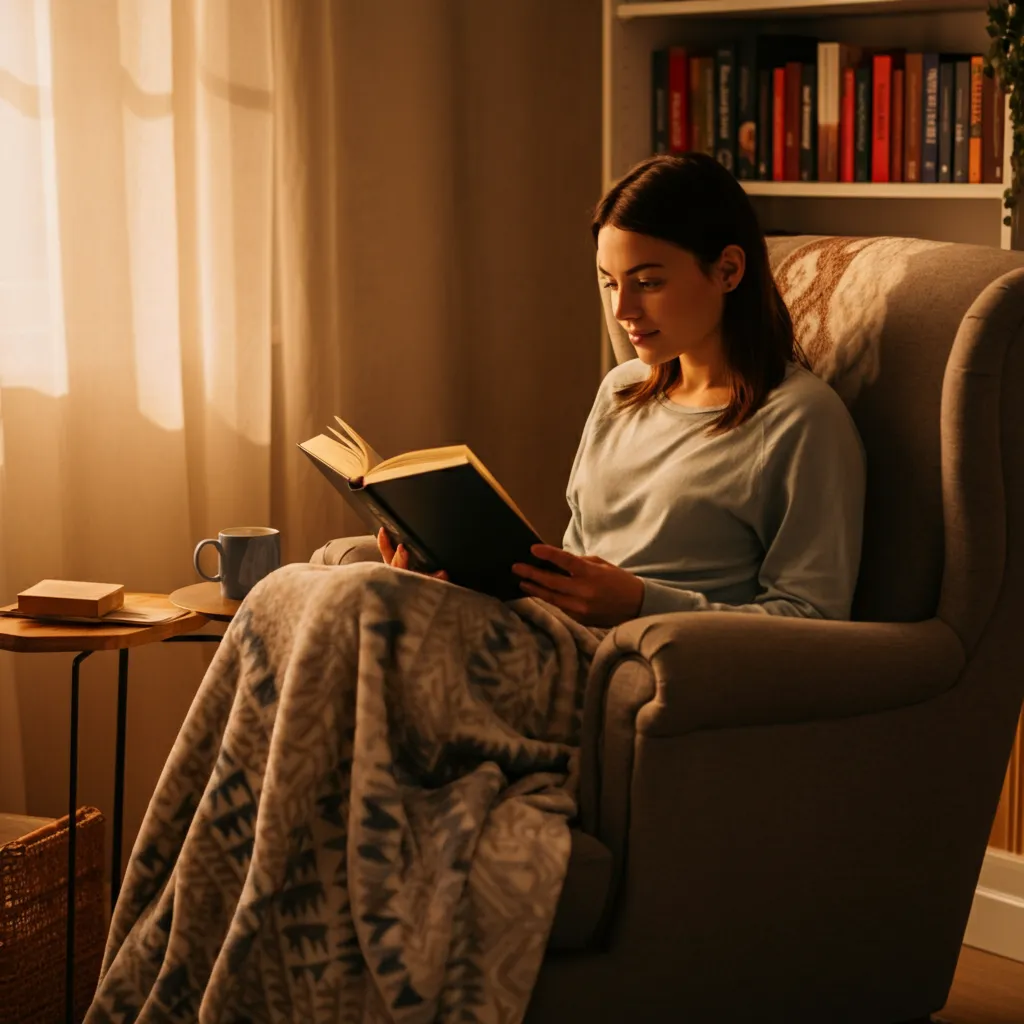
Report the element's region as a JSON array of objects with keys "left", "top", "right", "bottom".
[
  {"left": 0, "top": 0, "right": 600, "bottom": 865},
  {"left": 0, "top": 0, "right": 275, "bottom": 827}
]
